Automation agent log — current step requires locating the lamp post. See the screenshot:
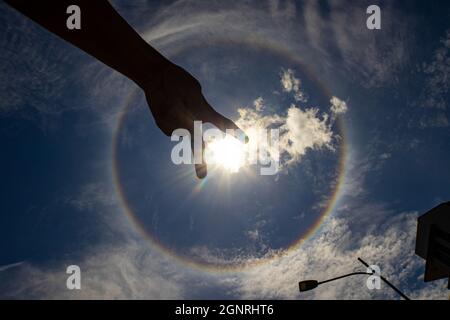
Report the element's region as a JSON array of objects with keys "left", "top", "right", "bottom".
[{"left": 298, "top": 257, "right": 410, "bottom": 300}]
